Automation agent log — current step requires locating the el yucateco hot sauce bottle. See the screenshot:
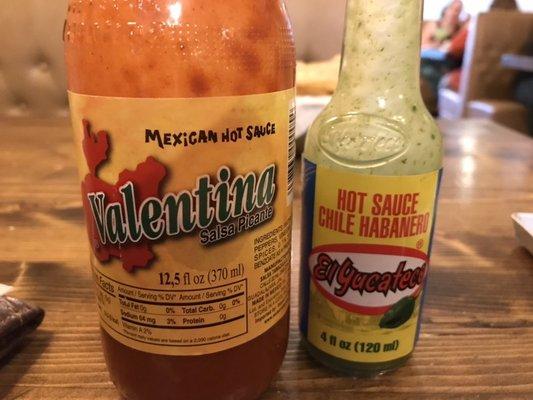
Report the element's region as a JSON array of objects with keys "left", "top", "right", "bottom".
[
  {"left": 299, "top": 0, "right": 443, "bottom": 375},
  {"left": 64, "top": 1, "right": 295, "bottom": 399}
]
